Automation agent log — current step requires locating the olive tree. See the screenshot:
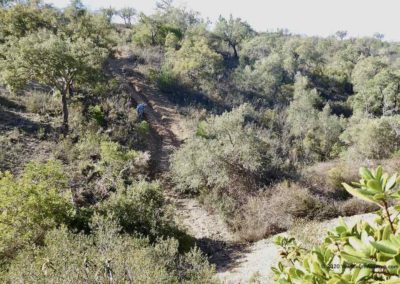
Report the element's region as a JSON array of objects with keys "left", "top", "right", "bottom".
[
  {"left": 118, "top": 7, "right": 136, "bottom": 27},
  {"left": 165, "top": 36, "right": 222, "bottom": 87},
  {"left": 101, "top": 6, "right": 116, "bottom": 23},
  {"left": 351, "top": 57, "right": 400, "bottom": 116},
  {"left": 171, "top": 104, "right": 271, "bottom": 194},
  {"left": 213, "top": 14, "right": 253, "bottom": 58},
  {"left": 0, "top": 30, "right": 108, "bottom": 134}
]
